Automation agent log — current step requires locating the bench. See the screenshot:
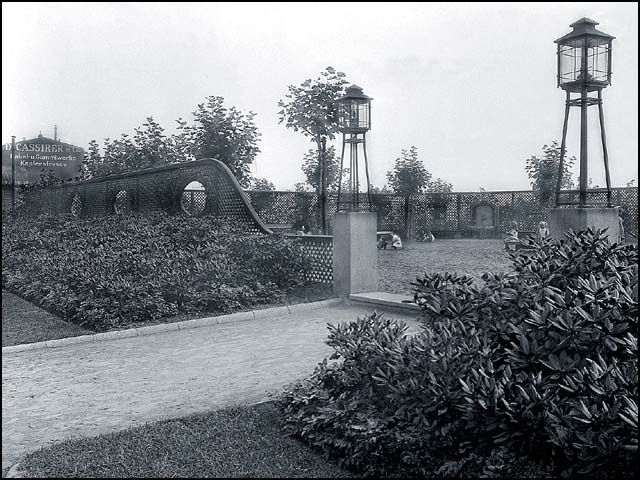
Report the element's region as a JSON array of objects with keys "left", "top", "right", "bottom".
[
  {"left": 266, "top": 224, "right": 293, "bottom": 234},
  {"left": 504, "top": 240, "right": 520, "bottom": 252}
]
